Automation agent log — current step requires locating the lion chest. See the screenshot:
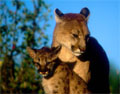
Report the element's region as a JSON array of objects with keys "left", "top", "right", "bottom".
[{"left": 73, "top": 60, "right": 91, "bottom": 83}]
